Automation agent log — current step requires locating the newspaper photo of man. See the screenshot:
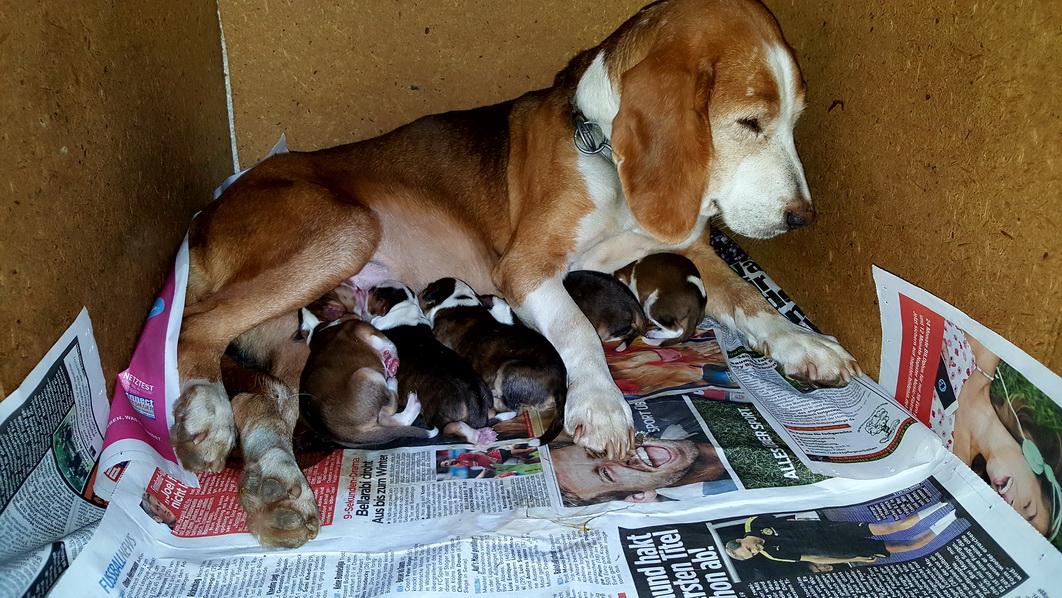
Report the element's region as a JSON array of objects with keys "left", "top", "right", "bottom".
[
  {"left": 547, "top": 395, "right": 737, "bottom": 506},
  {"left": 140, "top": 492, "right": 178, "bottom": 529},
  {"left": 724, "top": 507, "right": 950, "bottom": 569}
]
